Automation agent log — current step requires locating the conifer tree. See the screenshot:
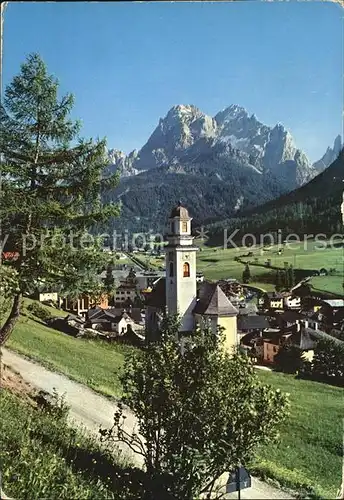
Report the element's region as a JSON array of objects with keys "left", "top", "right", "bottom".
[
  {"left": 288, "top": 265, "right": 296, "bottom": 289},
  {"left": 242, "top": 263, "right": 251, "bottom": 284},
  {"left": 0, "top": 53, "right": 119, "bottom": 344},
  {"left": 275, "top": 270, "right": 282, "bottom": 292},
  {"left": 104, "top": 262, "right": 115, "bottom": 297}
]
